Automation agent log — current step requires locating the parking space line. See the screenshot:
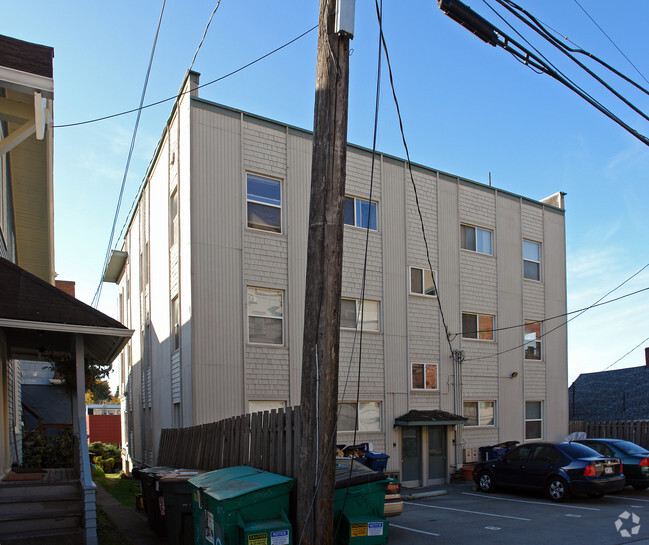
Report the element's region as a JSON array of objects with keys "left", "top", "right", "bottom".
[
  {"left": 462, "top": 492, "right": 601, "bottom": 511},
  {"left": 406, "top": 501, "right": 531, "bottom": 521},
  {"left": 606, "top": 495, "right": 649, "bottom": 503},
  {"left": 390, "top": 523, "right": 441, "bottom": 536}
]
